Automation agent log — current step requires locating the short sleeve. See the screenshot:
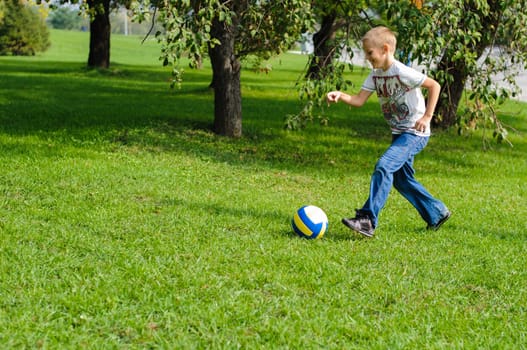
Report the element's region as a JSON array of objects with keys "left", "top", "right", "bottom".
[
  {"left": 398, "top": 64, "right": 426, "bottom": 89},
  {"left": 361, "top": 71, "right": 376, "bottom": 92}
]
